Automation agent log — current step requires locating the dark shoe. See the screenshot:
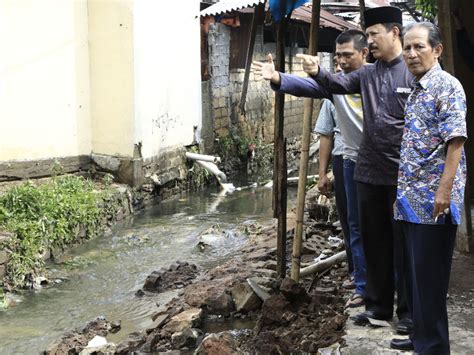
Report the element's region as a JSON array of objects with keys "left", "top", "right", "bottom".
[
  {"left": 350, "top": 311, "right": 391, "bottom": 325},
  {"left": 396, "top": 318, "right": 413, "bottom": 335},
  {"left": 390, "top": 338, "right": 414, "bottom": 351}
]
